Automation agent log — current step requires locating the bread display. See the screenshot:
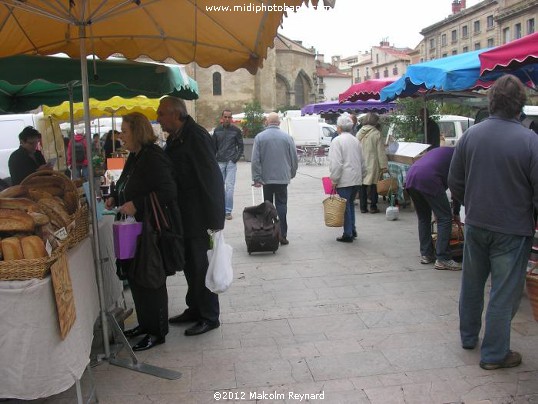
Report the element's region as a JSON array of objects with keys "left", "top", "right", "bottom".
[
  {"left": 21, "top": 235, "right": 47, "bottom": 259},
  {"left": 37, "top": 199, "right": 71, "bottom": 230},
  {"left": 28, "top": 212, "right": 50, "bottom": 226},
  {"left": 2, "top": 237, "right": 24, "bottom": 261},
  {"left": 27, "top": 189, "right": 54, "bottom": 202},
  {"left": 0, "top": 209, "right": 35, "bottom": 233}
]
